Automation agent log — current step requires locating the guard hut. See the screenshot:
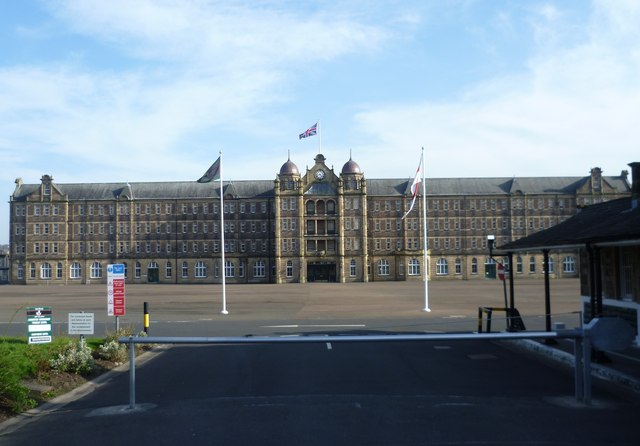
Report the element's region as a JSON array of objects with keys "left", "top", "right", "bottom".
[{"left": 499, "top": 162, "right": 640, "bottom": 344}]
